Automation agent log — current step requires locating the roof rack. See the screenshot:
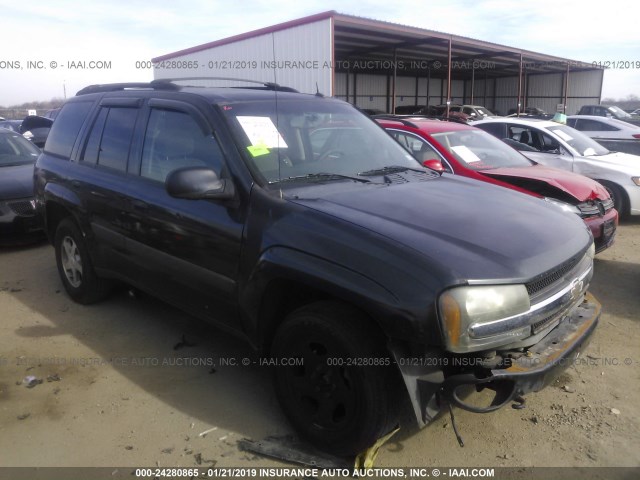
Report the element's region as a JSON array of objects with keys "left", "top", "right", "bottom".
[
  {"left": 371, "top": 115, "right": 421, "bottom": 128},
  {"left": 76, "top": 77, "right": 298, "bottom": 96},
  {"left": 149, "top": 77, "right": 298, "bottom": 92},
  {"left": 76, "top": 81, "right": 181, "bottom": 95}
]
